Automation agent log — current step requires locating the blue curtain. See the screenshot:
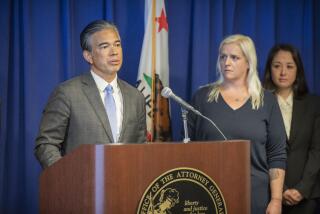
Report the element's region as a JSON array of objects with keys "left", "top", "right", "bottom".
[{"left": 0, "top": 0, "right": 319, "bottom": 213}]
